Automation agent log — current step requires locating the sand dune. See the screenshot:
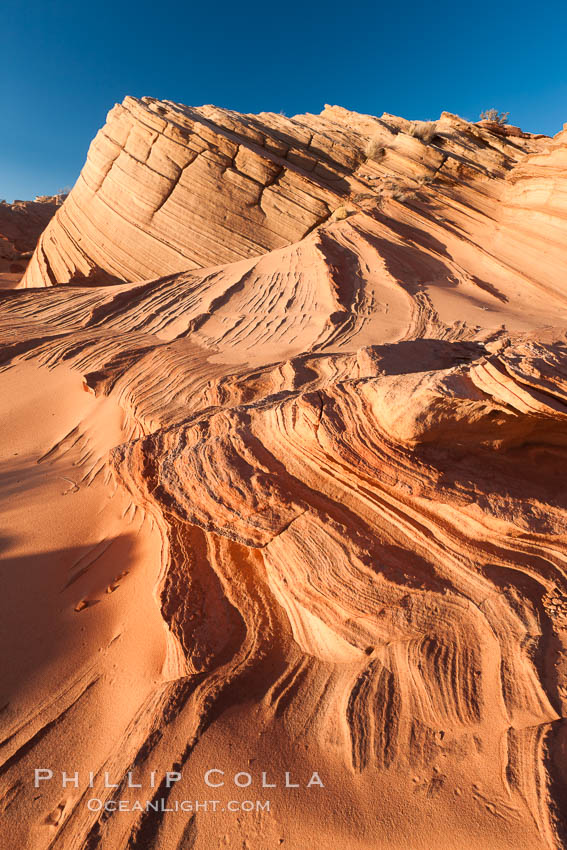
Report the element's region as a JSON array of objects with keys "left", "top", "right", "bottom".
[{"left": 1, "top": 98, "right": 567, "bottom": 849}]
